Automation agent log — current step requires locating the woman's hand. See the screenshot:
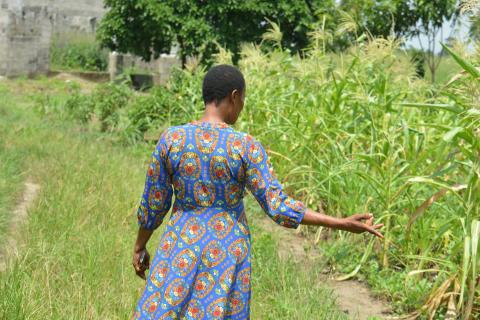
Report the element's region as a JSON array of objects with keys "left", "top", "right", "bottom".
[
  {"left": 301, "top": 208, "right": 384, "bottom": 239},
  {"left": 339, "top": 213, "right": 384, "bottom": 238},
  {"left": 132, "top": 226, "right": 154, "bottom": 280},
  {"left": 132, "top": 247, "right": 150, "bottom": 280}
]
